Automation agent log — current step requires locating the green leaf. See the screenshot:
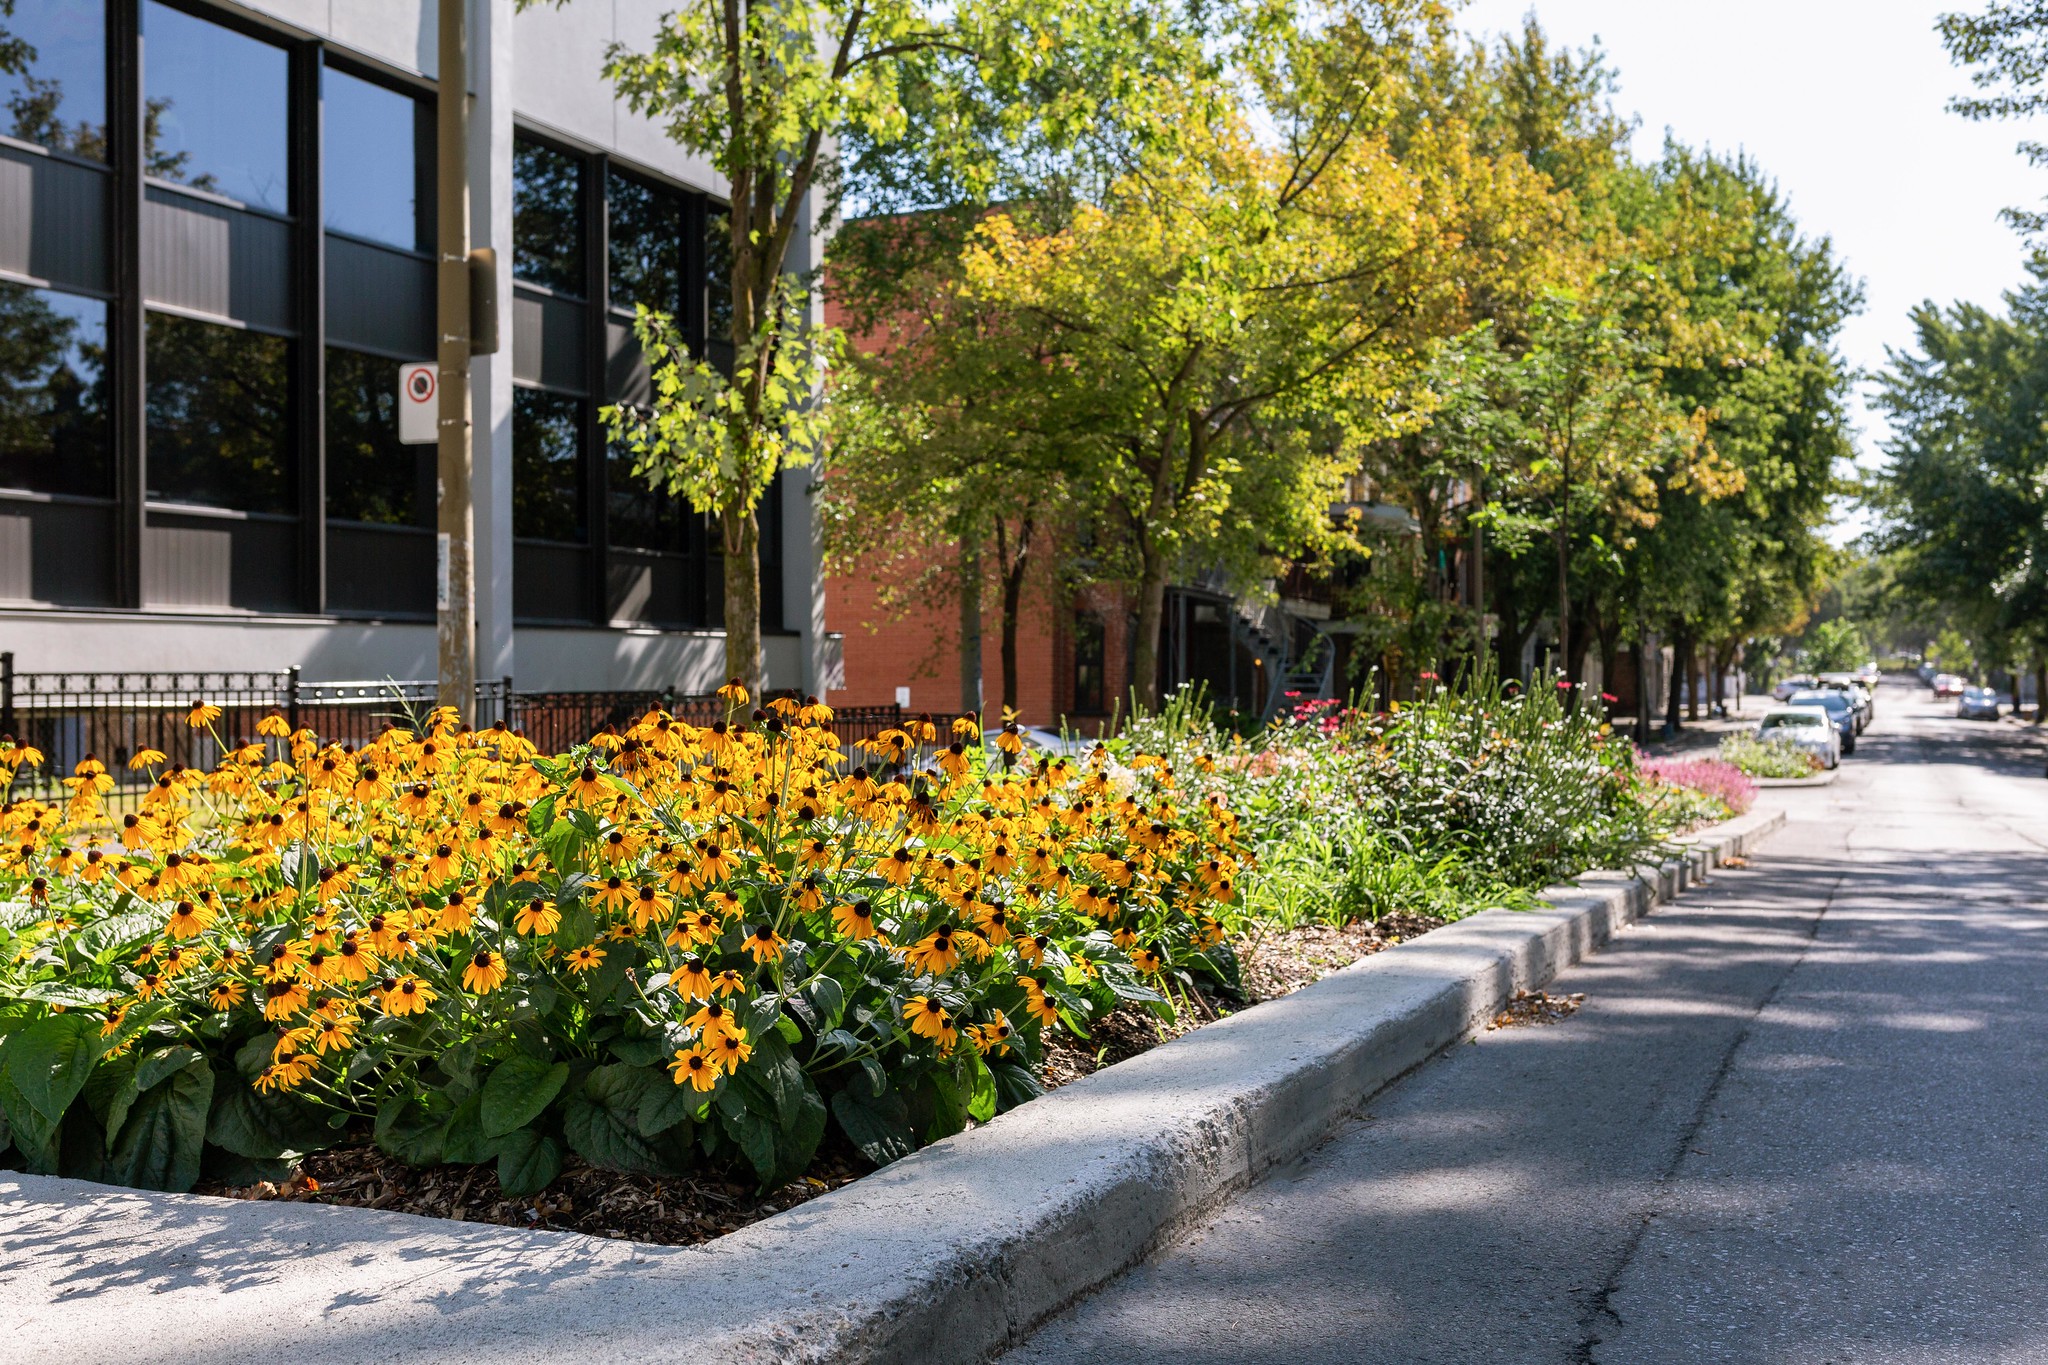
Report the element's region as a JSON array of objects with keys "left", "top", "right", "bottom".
[
  {"left": 718, "top": 1104, "right": 778, "bottom": 1185},
  {"left": 206, "top": 1083, "right": 330, "bottom": 1160},
  {"left": 480, "top": 1056, "right": 570, "bottom": 1139},
  {"left": 806, "top": 975, "right": 847, "bottom": 1032},
  {"left": 494, "top": 1126, "right": 563, "bottom": 1197},
  {"left": 963, "top": 1048, "right": 998, "bottom": 1124},
  {"left": 104, "top": 1052, "right": 212, "bottom": 1191},
  {"left": 108, "top": 1045, "right": 203, "bottom": 1141},
  {"left": 988, "top": 1059, "right": 1046, "bottom": 1111},
  {"left": 561, "top": 1065, "right": 673, "bottom": 1175},
  {"left": 375, "top": 1092, "right": 450, "bottom": 1166},
  {"left": 1, "top": 1013, "right": 101, "bottom": 1128},
  {"left": 830, "top": 1085, "right": 915, "bottom": 1167},
  {"left": 636, "top": 1072, "right": 700, "bottom": 1138},
  {"left": 439, "top": 1092, "right": 493, "bottom": 1165}
]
